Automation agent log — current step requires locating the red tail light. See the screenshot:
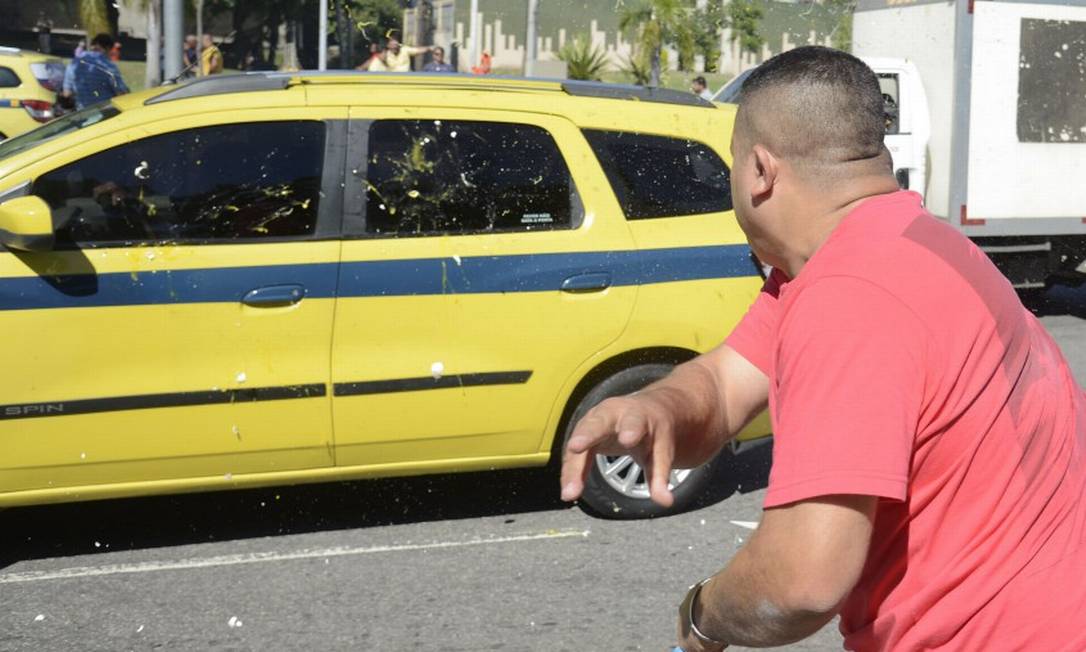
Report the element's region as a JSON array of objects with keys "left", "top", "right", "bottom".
[{"left": 20, "top": 100, "right": 54, "bottom": 123}]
